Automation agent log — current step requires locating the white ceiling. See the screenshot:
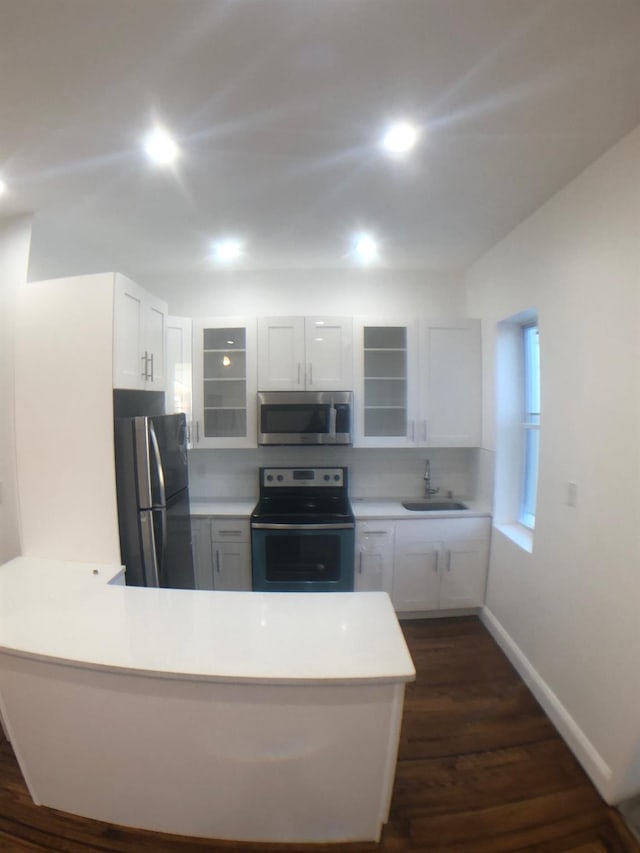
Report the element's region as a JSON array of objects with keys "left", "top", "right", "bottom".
[{"left": 3, "top": 0, "right": 640, "bottom": 279}]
